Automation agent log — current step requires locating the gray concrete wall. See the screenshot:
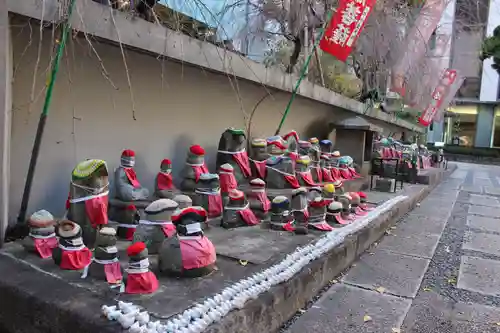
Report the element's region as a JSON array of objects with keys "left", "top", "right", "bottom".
[
  {"left": 474, "top": 104, "right": 494, "bottom": 147},
  {"left": 0, "top": 7, "right": 12, "bottom": 243},
  {"left": 7, "top": 20, "right": 354, "bottom": 221},
  {"left": 335, "top": 129, "right": 366, "bottom": 166}
]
